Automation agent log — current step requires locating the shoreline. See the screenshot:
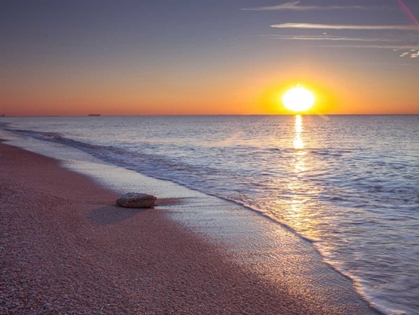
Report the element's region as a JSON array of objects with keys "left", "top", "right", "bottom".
[{"left": 1, "top": 140, "right": 379, "bottom": 314}]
